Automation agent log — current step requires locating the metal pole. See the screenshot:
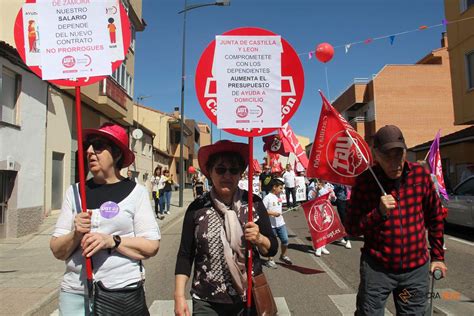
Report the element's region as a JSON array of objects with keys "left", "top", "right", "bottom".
[
  {"left": 246, "top": 136, "right": 254, "bottom": 313},
  {"left": 179, "top": 0, "right": 187, "bottom": 207},
  {"left": 74, "top": 86, "right": 94, "bottom": 297}
]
